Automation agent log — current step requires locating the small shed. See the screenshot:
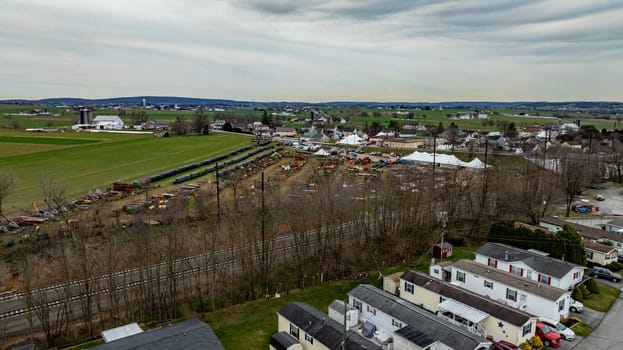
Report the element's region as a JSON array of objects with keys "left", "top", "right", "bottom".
[
  {"left": 432, "top": 242, "right": 453, "bottom": 259},
  {"left": 382, "top": 271, "right": 404, "bottom": 295}
]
